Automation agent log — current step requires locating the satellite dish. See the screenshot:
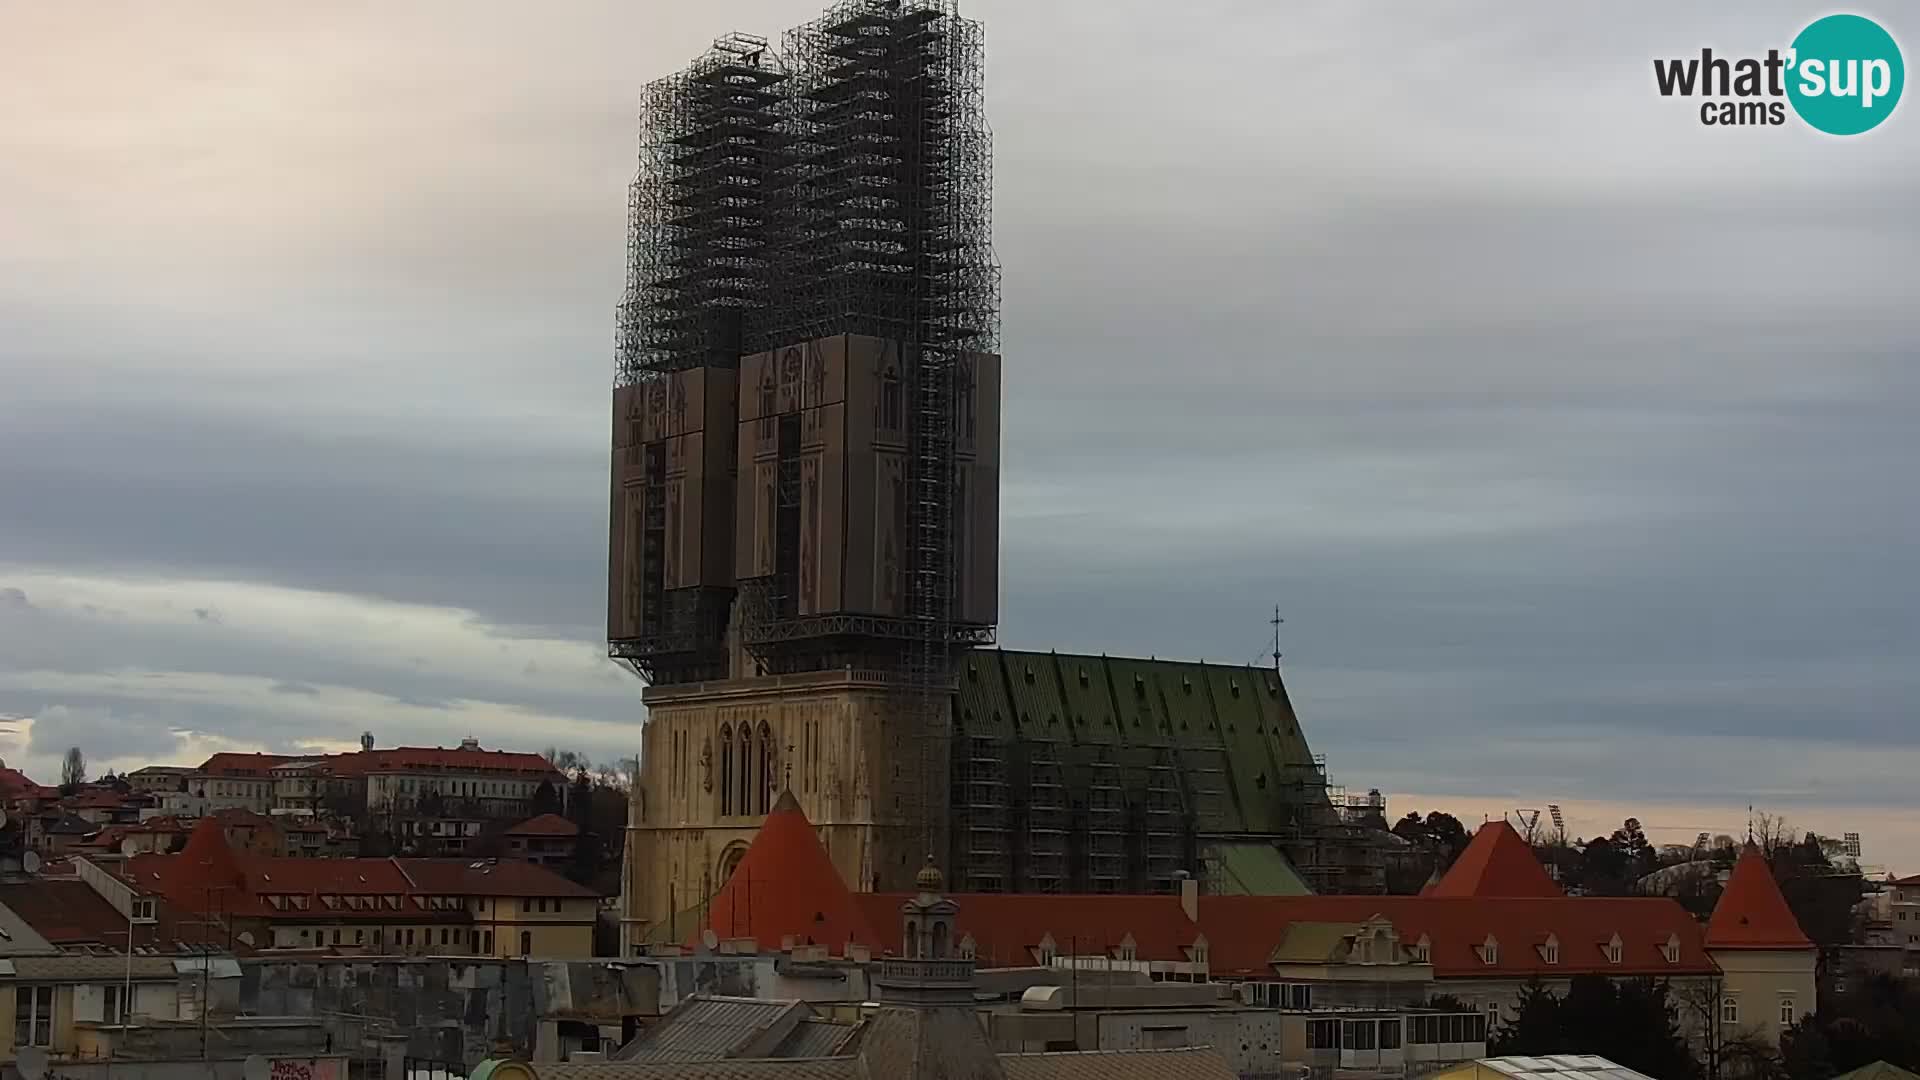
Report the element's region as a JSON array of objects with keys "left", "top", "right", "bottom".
[
  {"left": 0, "top": 807, "right": 9, "bottom": 830},
  {"left": 17, "top": 1046, "right": 47, "bottom": 1080},
  {"left": 21, "top": 851, "right": 40, "bottom": 875},
  {"left": 238, "top": 931, "right": 257, "bottom": 948},
  {"left": 701, "top": 928, "right": 719, "bottom": 951},
  {"left": 243, "top": 1054, "right": 270, "bottom": 1080}
]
